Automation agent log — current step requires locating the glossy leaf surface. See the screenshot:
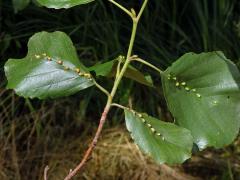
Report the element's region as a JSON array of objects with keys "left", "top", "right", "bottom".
[
  {"left": 89, "top": 60, "right": 154, "bottom": 87},
  {"left": 162, "top": 52, "right": 240, "bottom": 149},
  {"left": 4, "top": 31, "right": 94, "bottom": 99},
  {"left": 37, "top": 0, "right": 94, "bottom": 9},
  {"left": 124, "top": 109, "right": 193, "bottom": 164},
  {"left": 88, "top": 60, "right": 115, "bottom": 77}
]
